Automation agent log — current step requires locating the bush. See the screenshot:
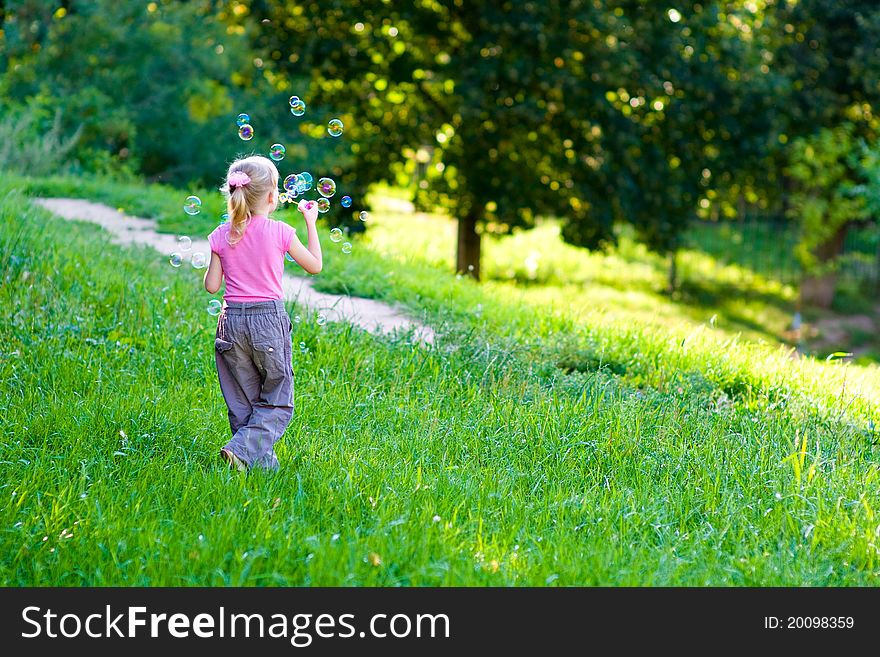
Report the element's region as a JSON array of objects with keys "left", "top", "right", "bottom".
[{"left": 0, "top": 106, "right": 82, "bottom": 177}]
